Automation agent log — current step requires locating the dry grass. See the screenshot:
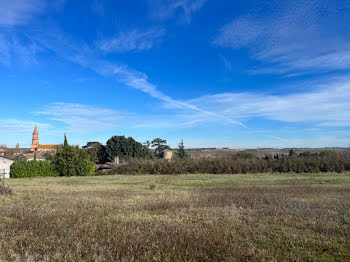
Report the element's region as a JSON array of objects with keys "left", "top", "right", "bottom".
[
  {"left": 0, "top": 185, "right": 12, "bottom": 196},
  {"left": 1, "top": 173, "right": 350, "bottom": 261}
]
